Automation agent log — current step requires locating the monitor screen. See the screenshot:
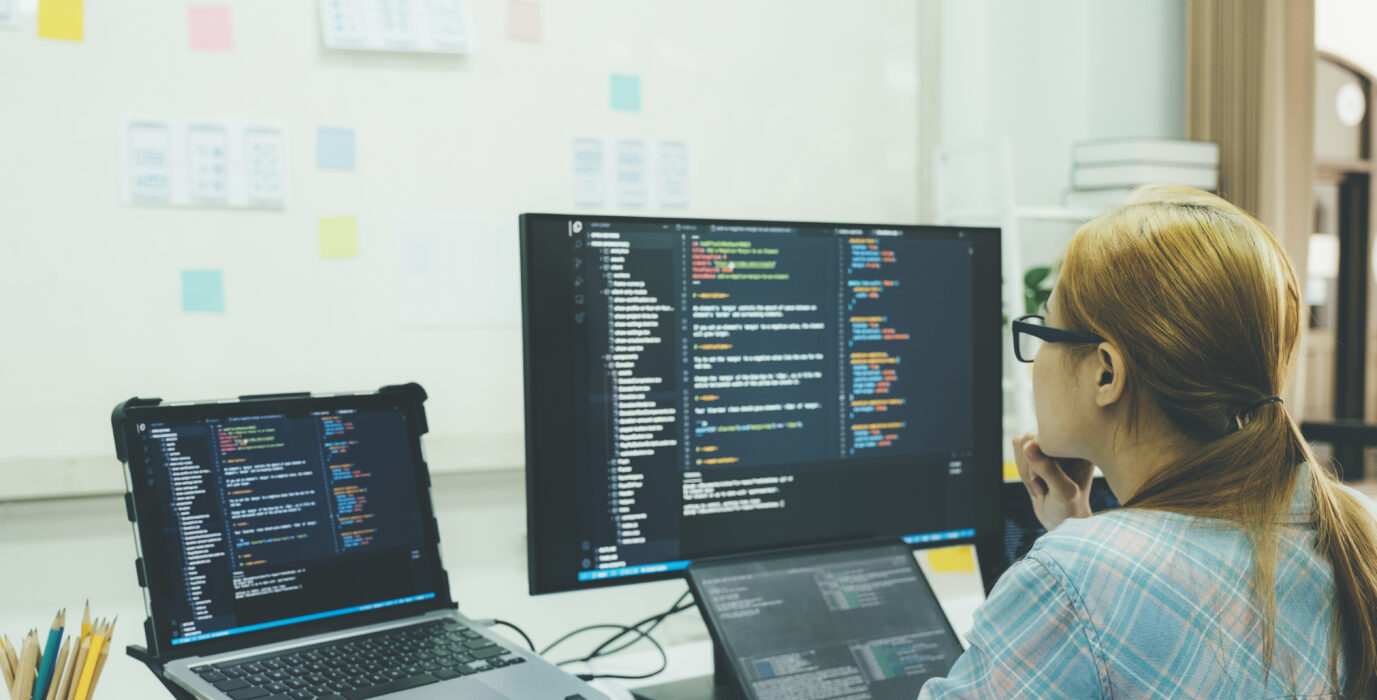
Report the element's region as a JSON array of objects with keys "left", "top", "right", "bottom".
[
  {"left": 114, "top": 390, "right": 447, "bottom": 655},
  {"left": 521, "top": 214, "right": 1003, "bottom": 594},
  {"left": 688, "top": 541, "right": 965, "bottom": 699}
]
